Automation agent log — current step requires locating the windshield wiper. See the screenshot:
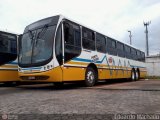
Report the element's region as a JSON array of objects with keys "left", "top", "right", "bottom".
[
  {"left": 28, "top": 30, "right": 35, "bottom": 44},
  {"left": 37, "top": 24, "right": 48, "bottom": 39},
  {"left": 35, "top": 24, "right": 49, "bottom": 45},
  {"left": 28, "top": 30, "right": 34, "bottom": 39}
]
